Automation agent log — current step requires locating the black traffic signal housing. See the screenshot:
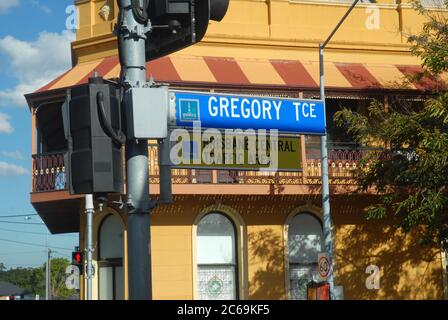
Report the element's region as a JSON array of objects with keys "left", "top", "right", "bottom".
[
  {"left": 62, "top": 76, "right": 125, "bottom": 196},
  {"left": 72, "top": 250, "right": 84, "bottom": 275},
  {"left": 145, "top": 0, "right": 230, "bottom": 61}
]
